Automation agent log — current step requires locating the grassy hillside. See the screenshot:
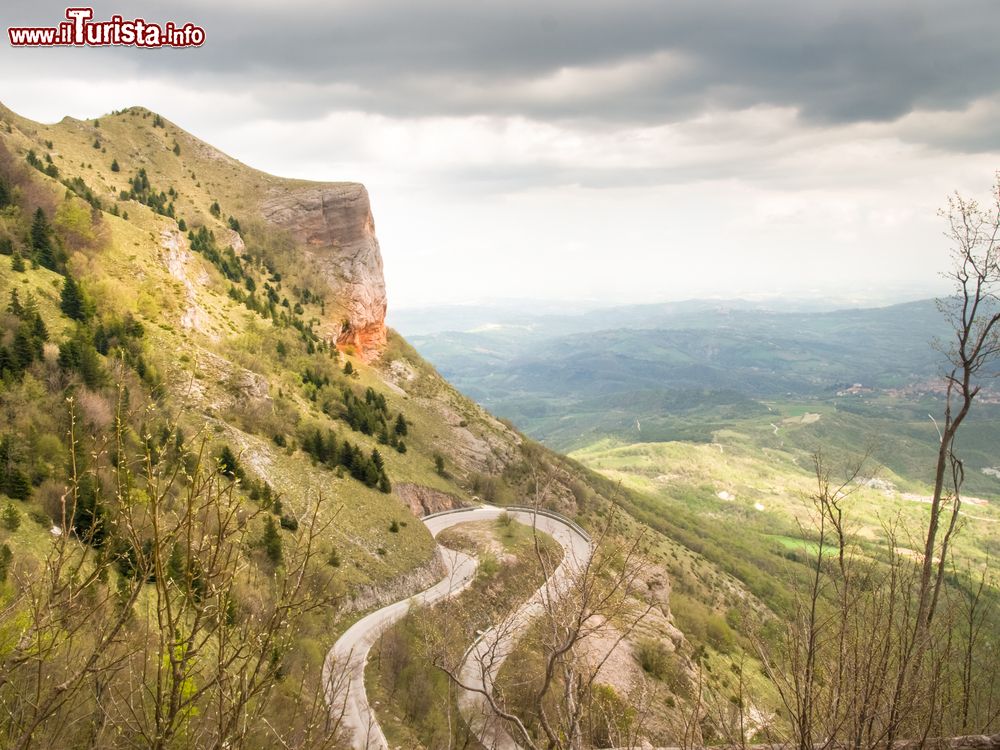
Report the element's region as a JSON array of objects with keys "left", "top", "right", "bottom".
[{"left": 0, "top": 103, "right": 642, "bottom": 748}]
